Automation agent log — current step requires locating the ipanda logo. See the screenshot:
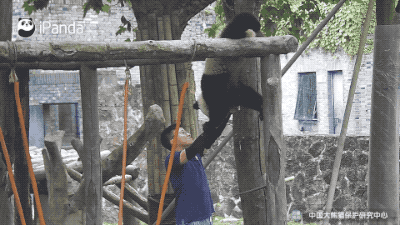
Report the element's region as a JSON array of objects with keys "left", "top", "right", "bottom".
[
  {"left": 17, "top": 18, "right": 35, "bottom": 37},
  {"left": 17, "top": 18, "right": 85, "bottom": 37}
]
